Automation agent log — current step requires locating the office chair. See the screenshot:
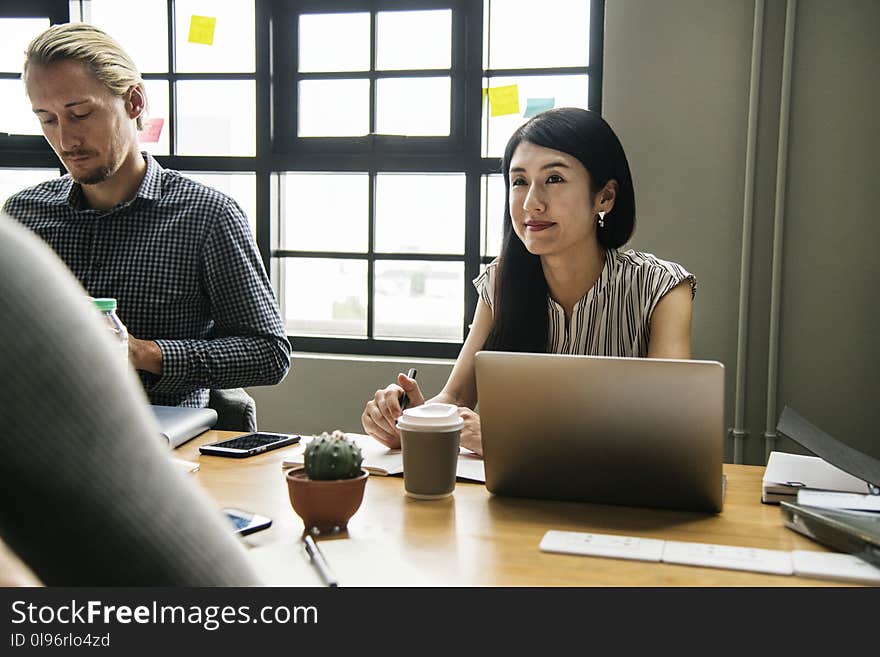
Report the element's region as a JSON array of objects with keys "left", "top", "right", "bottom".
[{"left": 208, "top": 388, "right": 258, "bottom": 432}]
